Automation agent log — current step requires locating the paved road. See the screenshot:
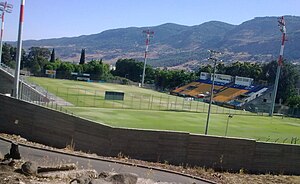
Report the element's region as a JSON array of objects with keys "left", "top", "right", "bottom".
[{"left": 0, "top": 139, "right": 212, "bottom": 184}]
